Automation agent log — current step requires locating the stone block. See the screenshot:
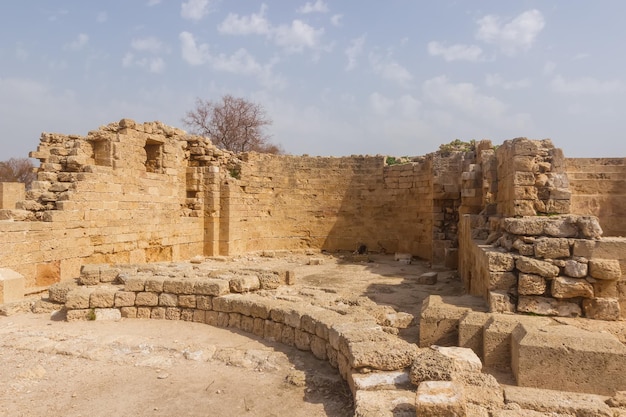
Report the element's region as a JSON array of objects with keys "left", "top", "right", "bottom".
[
  {"left": 165, "top": 307, "right": 181, "bottom": 320},
  {"left": 66, "top": 309, "right": 93, "bottom": 321},
  {"left": 517, "top": 296, "right": 581, "bottom": 317},
  {"left": 419, "top": 295, "right": 487, "bottom": 347},
  {"left": 151, "top": 307, "right": 165, "bottom": 319},
  {"left": 353, "top": 389, "right": 416, "bottom": 417},
  {"left": 503, "top": 386, "right": 613, "bottom": 417},
  {"left": 308, "top": 257, "right": 324, "bottom": 265},
  {"left": 517, "top": 273, "right": 546, "bottom": 296},
  {"left": 144, "top": 277, "right": 165, "bottom": 292},
  {"left": 551, "top": 276, "right": 593, "bottom": 299},
  {"left": 533, "top": 238, "right": 570, "bottom": 259},
  {"left": 196, "top": 295, "right": 212, "bottom": 310},
  {"left": 178, "top": 295, "right": 196, "bottom": 308},
  {"left": 511, "top": 324, "right": 626, "bottom": 396},
  {"left": 65, "top": 287, "right": 94, "bottom": 309},
  {"left": 417, "top": 272, "right": 438, "bottom": 285},
  {"left": 48, "top": 281, "right": 78, "bottom": 304},
  {"left": 229, "top": 275, "right": 260, "bottom": 293},
  {"left": 349, "top": 370, "right": 410, "bottom": 396},
  {"left": 458, "top": 311, "right": 490, "bottom": 359},
  {"left": 158, "top": 293, "right": 178, "bottom": 307},
  {"left": 89, "top": 287, "right": 116, "bottom": 308},
  {"left": 589, "top": 258, "right": 621, "bottom": 280},
  {"left": 486, "top": 251, "right": 515, "bottom": 272},
  {"left": 488, "top": 272, "right": 517, "bottom": 291},
  {"left": 135, "top": 291, "right": 158, "bottom": 307},
  {"left": 488, "top": 291, "right": 515, "bottom": 313},
  {"left": 94, "top": 308, "right": 121, "bottom": 321},
  {"left": 415, "top": 381, "right": 467, "bottom": 417},
  {"left": 124, "top": 277, "right": 145, "bottom": 292},
  {"left": 120, "top": 306, "right": 137, "bottom": 318},
  {"left": 162, "top": 278, "right": 195, "bottom": 294},
  {"left": 0, "top": 269, "right": 25, "bottom": 304},
  {"left": 583, "top": 297, "right": 620, "bottom": 321},
  {"left": 483, "top": 315, "right": 552, "bottom": 371},
  {"left": 516, "top": 256, "right": 560, "bottom": 278},
  {"left": 563, "top": 259, "right": 588, "bottom": 278},
  {"left": 194, "top": 278, "right": 230, "bottom": 296}
]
